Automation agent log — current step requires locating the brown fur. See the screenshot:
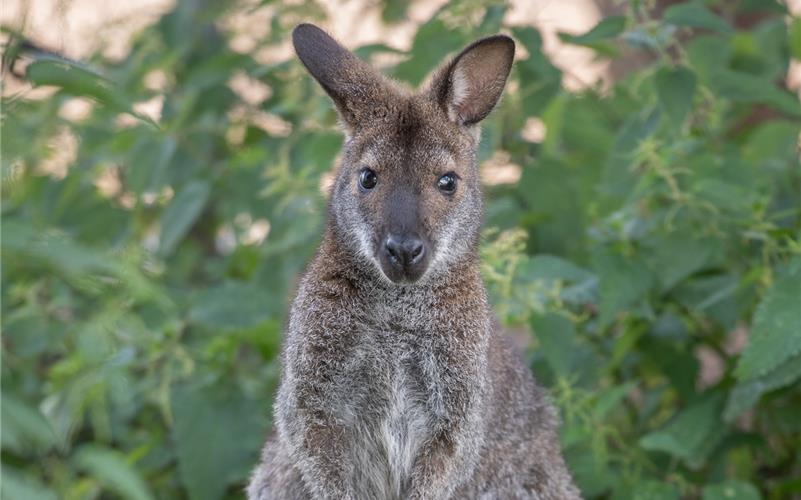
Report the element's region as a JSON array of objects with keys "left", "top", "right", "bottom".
[{"left": 248, "top": 24, "right": 581, "bottom": 500}]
